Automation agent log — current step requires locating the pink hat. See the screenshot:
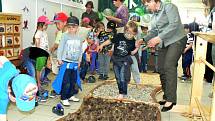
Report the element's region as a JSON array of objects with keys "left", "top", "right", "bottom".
[
  {"left": 37, "top": 15, "right": 52, "bottom": 24},
  {"left": 82, "top": 17, "right": 90, "bottom": 23}
]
